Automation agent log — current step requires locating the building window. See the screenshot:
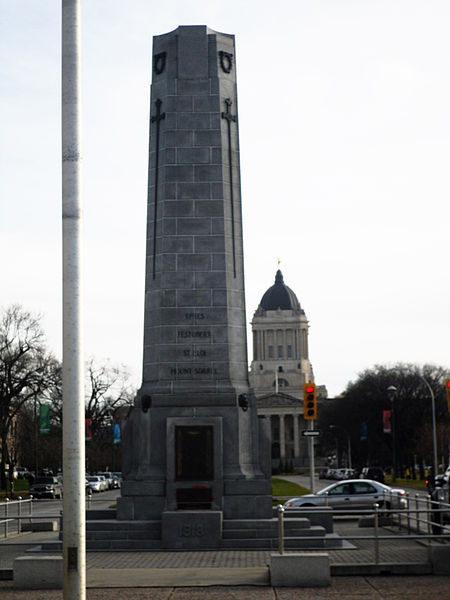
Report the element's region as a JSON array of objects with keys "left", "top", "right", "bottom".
[
  {"left": 287, "top": 345, "right": 292, "bottom": 358},
  {"left": 273, "top": 378, "right": 289, "bottom": 388},
  {"left": 278, "top": 345, "right": 283, "bottom": 358},
  {"left": 268, "top": 345, "right": 274, "bottom": 358}
]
